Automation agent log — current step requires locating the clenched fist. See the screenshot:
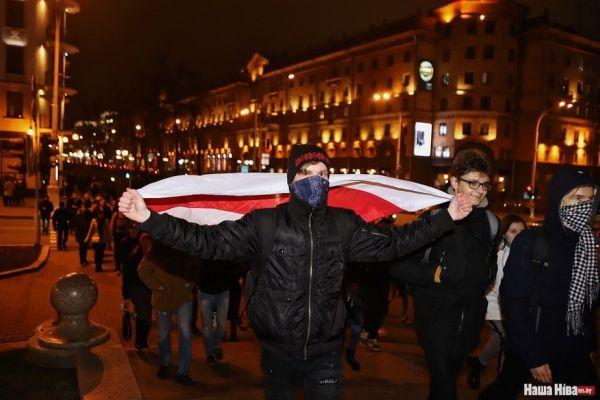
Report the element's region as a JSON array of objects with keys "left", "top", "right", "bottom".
[
  {"left": 118, "top": 188, "right": 151, "bottom": 223},
  {"left": 447, "top": 193, "right": 473, "bottom": 221}
]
